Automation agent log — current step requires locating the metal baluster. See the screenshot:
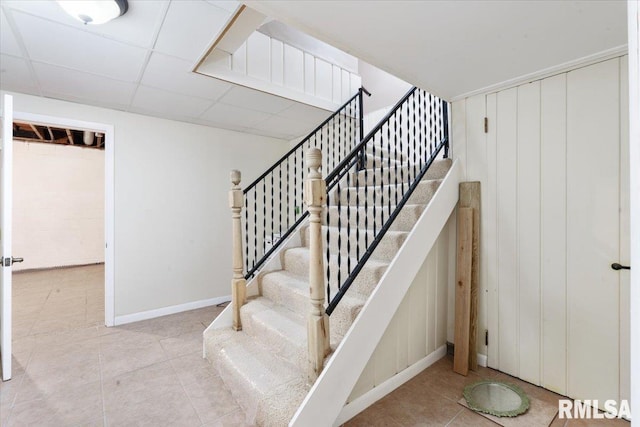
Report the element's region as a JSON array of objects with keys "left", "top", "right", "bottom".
[
  {"left": 245, "top": 193, "right": 249, "bottom": 273},
  {"left": 394, "top": 110, "right": 399, "bottom": 206},
  {"left": 278, "top": 165, "right": 282, "bottom": 237},
  {"left": 378, "top": 131, "right": 384, "bottom": 229},
  {"left": 412, "top": 93, "right": 417, "bottom": 181},
  {"left": 371, "top": 138, "right": 377, "bottom": 238},
  {"left": 286, "top": 157, "right": 290, "bottom": 229},
  {"left": 253, "top": 188, "right": 257, "bottom": 269},
  {"left": 270, "top": 171, "right": 274, "bottom": 251},
  {"left": 262, "top": 179, "right": 266, "bottom": 256},
  {"left": 386, "top": 121, "right": 391, "bottom": 220},
  {"left": 337, "top": 179, "right": 342, "bottom": 290}
]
